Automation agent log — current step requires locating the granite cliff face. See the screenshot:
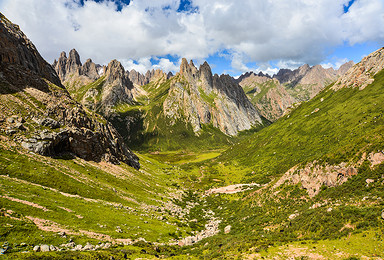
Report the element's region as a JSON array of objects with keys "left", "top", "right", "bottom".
[
  {"left": 0, "top": 13, "right": 139, "bottom": 169},
  {"left": 238, "top": 62, "right": 354, "bottom": 121},
  {"left": 163, "top": 58, "right": 262, "bottom": 136}
]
